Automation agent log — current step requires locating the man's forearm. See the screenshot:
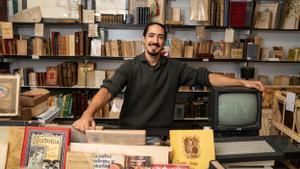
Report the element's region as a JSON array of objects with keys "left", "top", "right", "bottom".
[
  {"left": 82, "top": 87, "right": 112, "bottom": 118},
  {"left": 209, "top": 73, "right": 244, "bottom": 87}
]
